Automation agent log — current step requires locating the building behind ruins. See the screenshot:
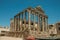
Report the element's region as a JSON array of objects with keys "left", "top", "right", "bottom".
[
  {"left": 49, "top": 24, "right": 57, "bottom": 36},
  {"left": 0, "top": 26, "right": 9, "bottom": 36},
  {"left": 55, "top": 22, "right": 60, "bottom": 36}
]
